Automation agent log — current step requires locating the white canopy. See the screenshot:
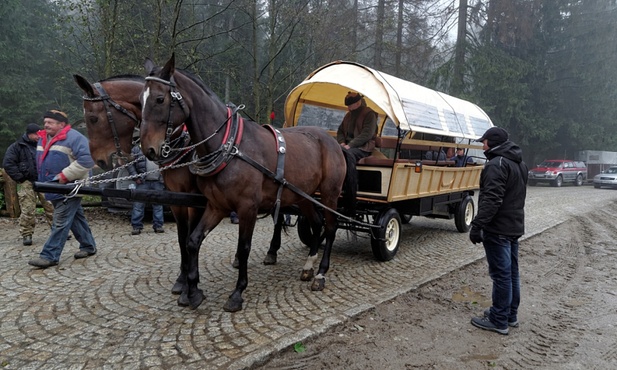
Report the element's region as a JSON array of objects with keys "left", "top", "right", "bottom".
[{"left": 285, "top": 61, "right": 493, "bottom": 141}]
